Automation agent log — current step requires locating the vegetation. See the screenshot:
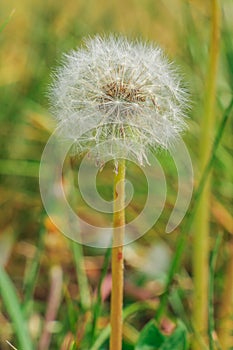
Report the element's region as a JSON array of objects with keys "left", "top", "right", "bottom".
[{"left": 0, "top": 1, "right": 232, "bottom": 349}]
